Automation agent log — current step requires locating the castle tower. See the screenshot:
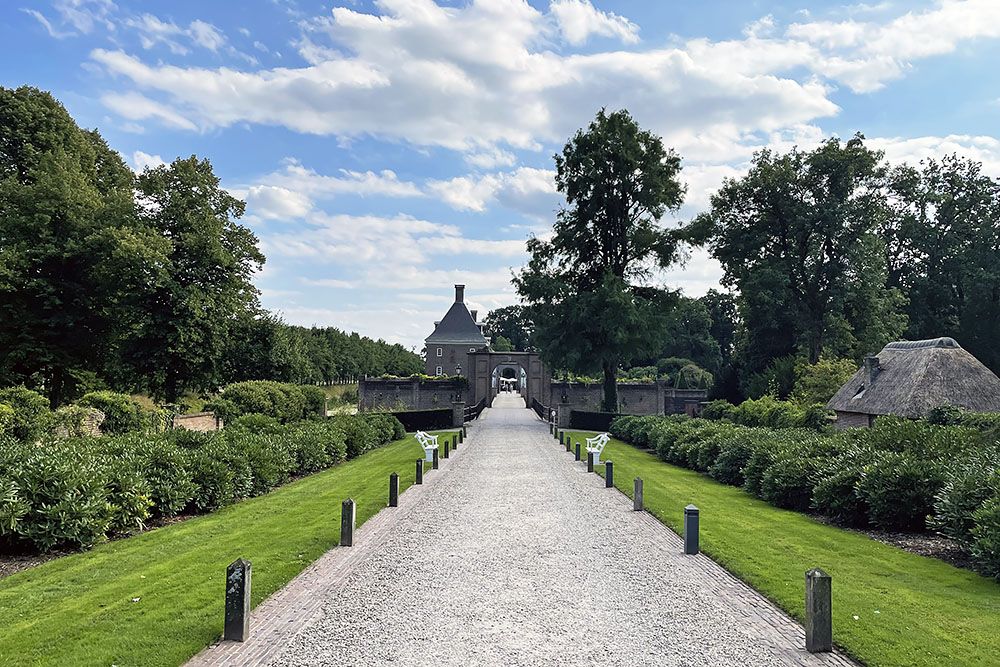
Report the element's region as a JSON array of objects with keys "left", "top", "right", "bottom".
[{"left": 425, "top": 284, "right": 487, "bottom": 376}]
